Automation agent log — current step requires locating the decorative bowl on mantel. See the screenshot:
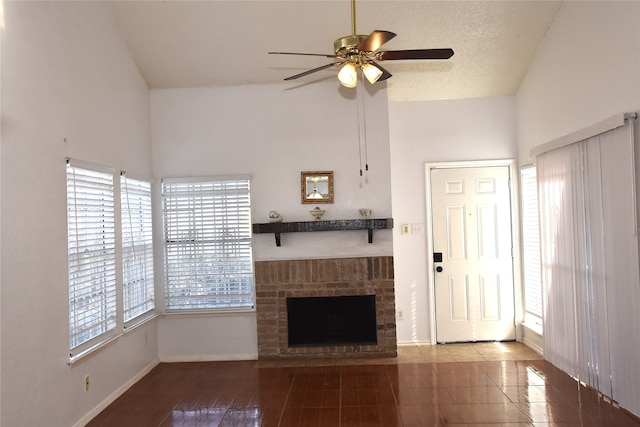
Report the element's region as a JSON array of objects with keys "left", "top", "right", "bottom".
[
  {"left": 309, "top": 207, "right": 325, "bottom": 221},
  {"left": 268, "top": 210, "right": 283, "bottom": 223},
  {"left": 359, "top": 208, "right": 372, "bottom": 219}
]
